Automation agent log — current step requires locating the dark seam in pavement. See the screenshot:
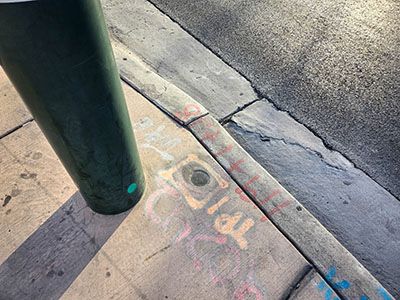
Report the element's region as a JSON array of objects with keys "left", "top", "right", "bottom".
[
  {"left": 281, "top": 265, "right": 315, "bottom": 300},
  {"left": 225, "top": 119, "right": 346, "bottom": 172},
  {"left": 186, "top": 126, "right": 345, "bottom": 299},
  {"left": 218, "top": 98, "right": 262, "bottom": 125},
  {"left": 143, "top": 0, "right": 400, "bottom": 203},
  {"left": 0, "top": 118, "right": 34, "bottom": 140}
]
